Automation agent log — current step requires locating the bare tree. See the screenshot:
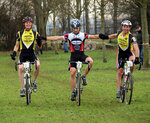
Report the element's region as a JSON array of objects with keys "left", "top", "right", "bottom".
[
  {"left": 0, "top": 0, "right": 33, "bottom": 50},
  {"left": 134, "top": 0, "right": 150, "bottom": 67},
  {"left": 96, "top": 0, "right": 108, "bottom": 62},
  {"left": 84, "top": 0, "right": 90, "bottom": 33}
]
